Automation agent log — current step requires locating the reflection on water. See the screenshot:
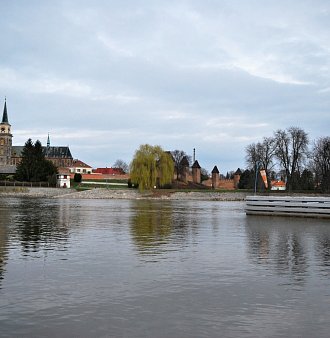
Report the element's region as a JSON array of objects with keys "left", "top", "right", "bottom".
[
  {"left": 130, "top": 200, "right": 173, "bottom": 255},
  {"left": 129, "top": 200, "right": 203, "bottom": 258},
  {"left": 0, "top": 197, "right": 329, "bottom": 338},
  {"left": 0, "top": 204, "right": 9, "bottom": 286},
  {"left": 245, "top": 216, "right": 330, "bottom": 283},
  {"left": 7, "top": 198, "right": 70, "bottom": 254}
]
